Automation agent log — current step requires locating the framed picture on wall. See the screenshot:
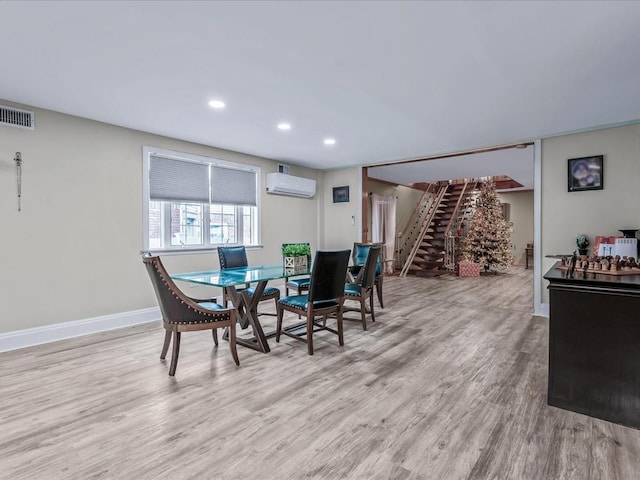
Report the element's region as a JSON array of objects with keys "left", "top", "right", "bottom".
[
  {"left": 568, "top": 155, "right": 603, "bottom": 192},
  {"left": 332, "top": 186, "right": 350, "bottom": 203}
]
